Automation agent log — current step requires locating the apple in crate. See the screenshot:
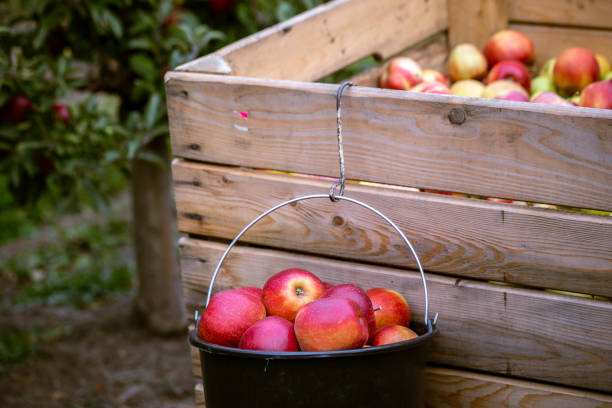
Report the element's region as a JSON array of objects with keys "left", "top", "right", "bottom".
[
  {"left": 379, "top": 57, "right": 423, "bottom": 90},
  {"left": 448, "top": 43, "right": 488, "bottom": 82},
  {"left": 321, "top": 283, "right": 376, "bottom": 337},
  {"left": 530, "top": 76, "right": 556, "bottom": 98},
  {"left": 482, "top": 80, "right": 528, "bottom": 99},
  {"left": 450, "top": 79, "right": 485, "bottom": 97},
  {"left": 366, "top": 288, "right": 411, "bottom": 333},
  {"left": 487, "top": 60, "right": 531, "bottom": 93},
  {"left": 262, "top": 268, "right": 325, "bottom": 322},
  {"left": 596, "top": 54, "right": 610, "bottom": 80},
  {"left": 579, "top": 81, "right": 612, "bottom": 109},
  {"left": 371, "top": 325, "right": 418, "bottom": 346},
  {"left": 238, "top": 316, "right": 299, "bottom": 352},
  {"left": 539, "top": 58, "right": 556, "bottom": 79},
  {"left": 483, "top": 29, "right": 535, "bottom": 67},
  {"left": 422, "top": 69, "right": 448, "bottom": 86},
  {"left": 410, "top": 81, "right": 451, "bottom": 95},
  {"left": 531, "top": 92, "right": 573, "bottom": 107},
  {"left": 495, "top": 91, "right": 529, "bottom": 102},
  {"left": 198, "top": 289, "right": 266, "bottom": 347},
  {"left": 294, "top": 297, "right": 369, "bottom": 351},
  {"left": 554, "top": 47, "right": 600, "bottom": 96}
]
